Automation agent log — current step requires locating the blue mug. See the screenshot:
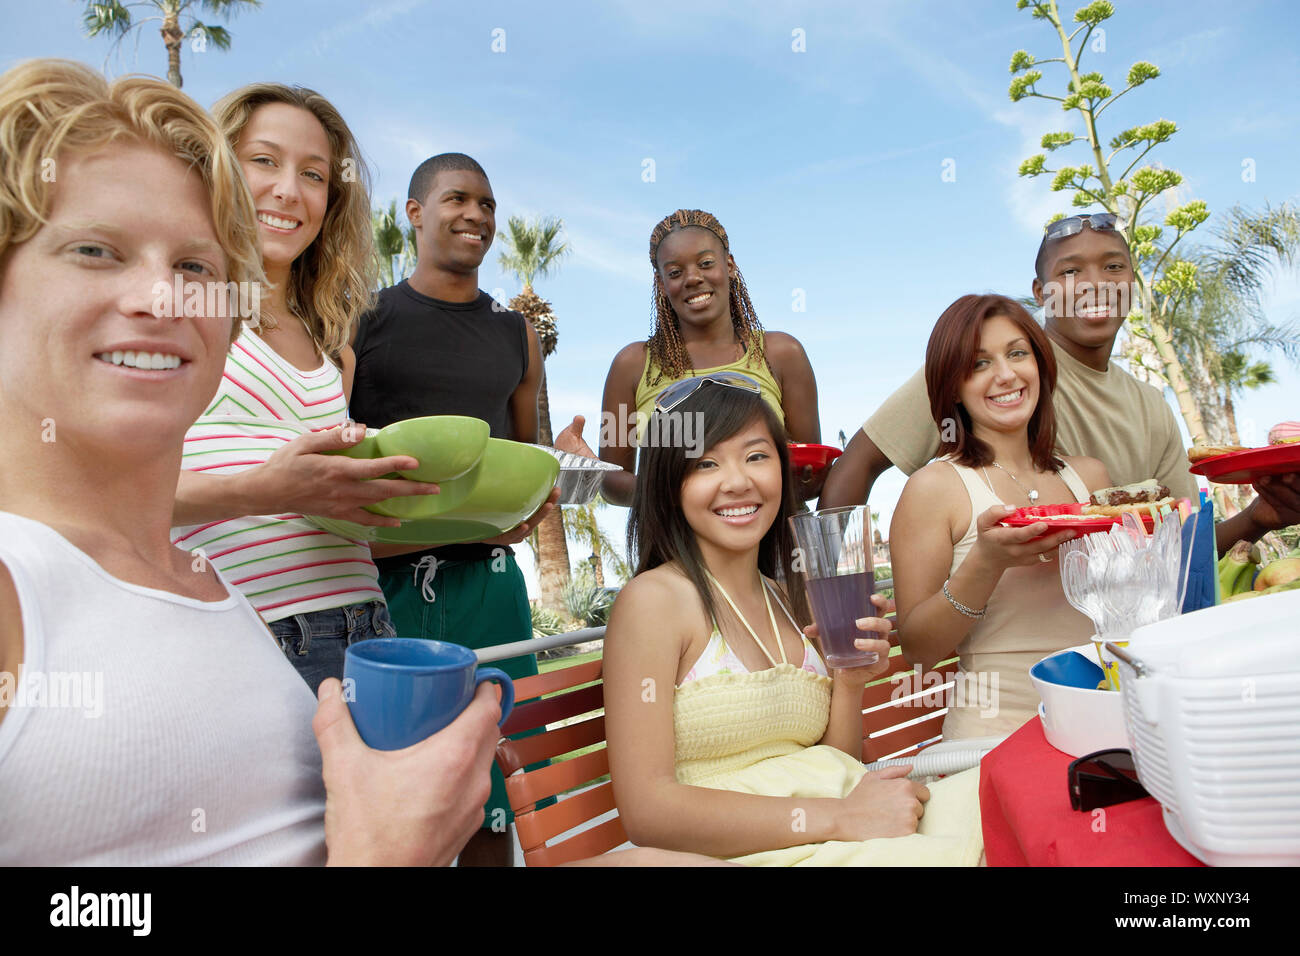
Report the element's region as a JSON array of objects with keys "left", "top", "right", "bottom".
[{"left": 343, "top": 638, "right": 514, "bottom": 751}]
